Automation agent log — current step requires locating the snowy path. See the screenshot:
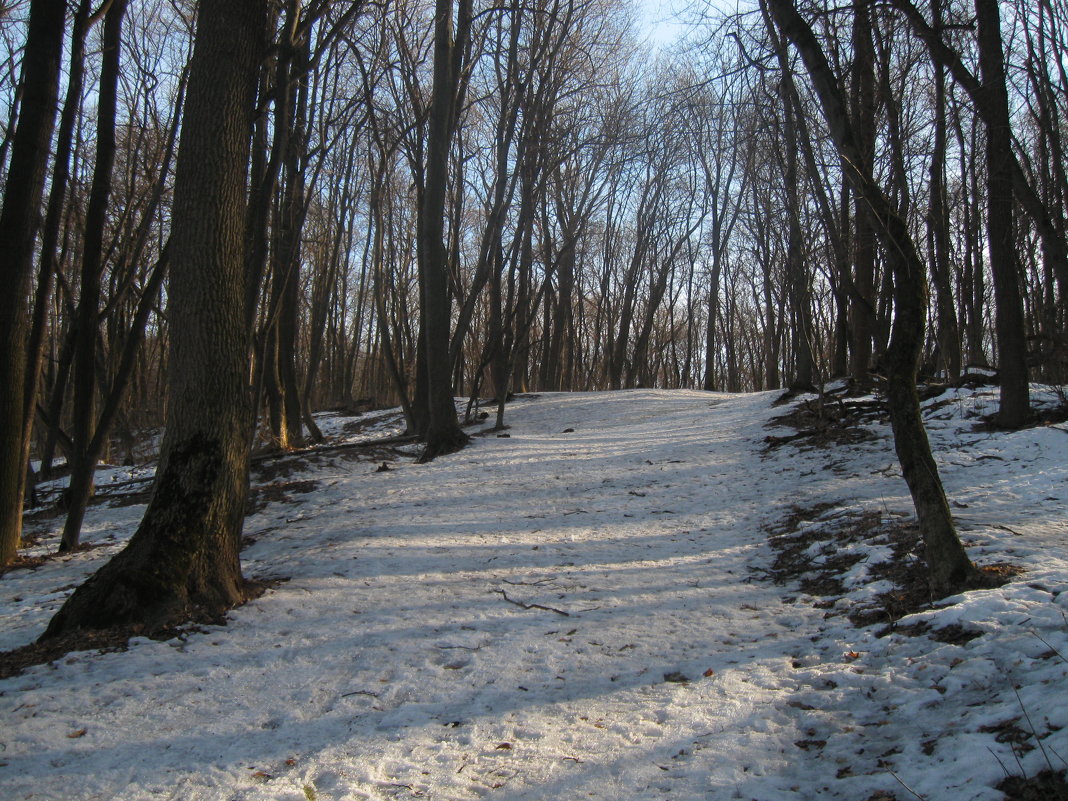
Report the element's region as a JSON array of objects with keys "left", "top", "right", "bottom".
[
  {"left": 234, "top": 391, "right": 821, "bottom": 800},
  {"left": 3, "top": 389, "right": 1068, "bottom": 801}
]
